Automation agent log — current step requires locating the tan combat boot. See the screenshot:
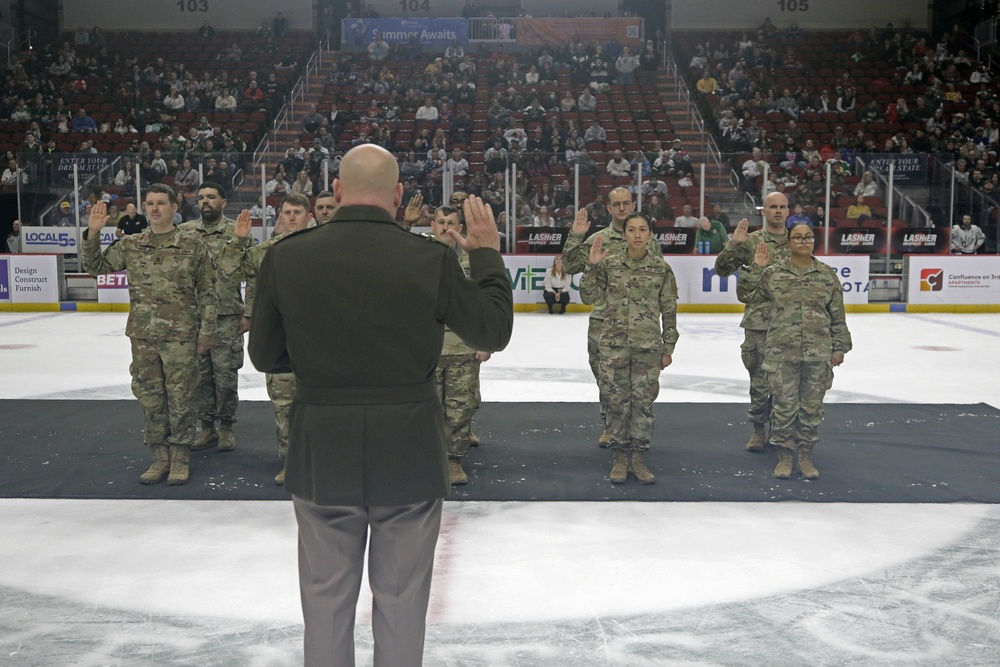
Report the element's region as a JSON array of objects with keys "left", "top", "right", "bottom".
[
  {"left": 469, "top": 431, "right": 480, "bottom": 447},
  {"left": 629, "top": 450, "right": 656, "bottom": 484},
  {"left": 797, "top": 445, "right": 820, "bottom": 480},
  {"left": 448, "top": 457, "right": 468, "bottom": 485},
  {"left": 190, "top": 421, "right": 217, "bottom": 451},
  {"left": 773, "top": 447, "right": 793, "bottom": 479},
  {"left": 167, "top": 445, "right": 191, "bottom": 485},
  {"left": 274, "top": 466, "right": 286, "bottom": 486},
  {"left": 217, "top": 421, "right": 236, "bottom": 452},
  {"left": 139, "top": 444, "right": 170, "bottom": 485},
  {"left": 610, "top": 449, "right": 628, "bottom": 484},
  {"left": 598, "top": 429, "right": 612, "bottom": 448},
  {"left": 745, "top": 424, "right": 766, "bottom": 453}
]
